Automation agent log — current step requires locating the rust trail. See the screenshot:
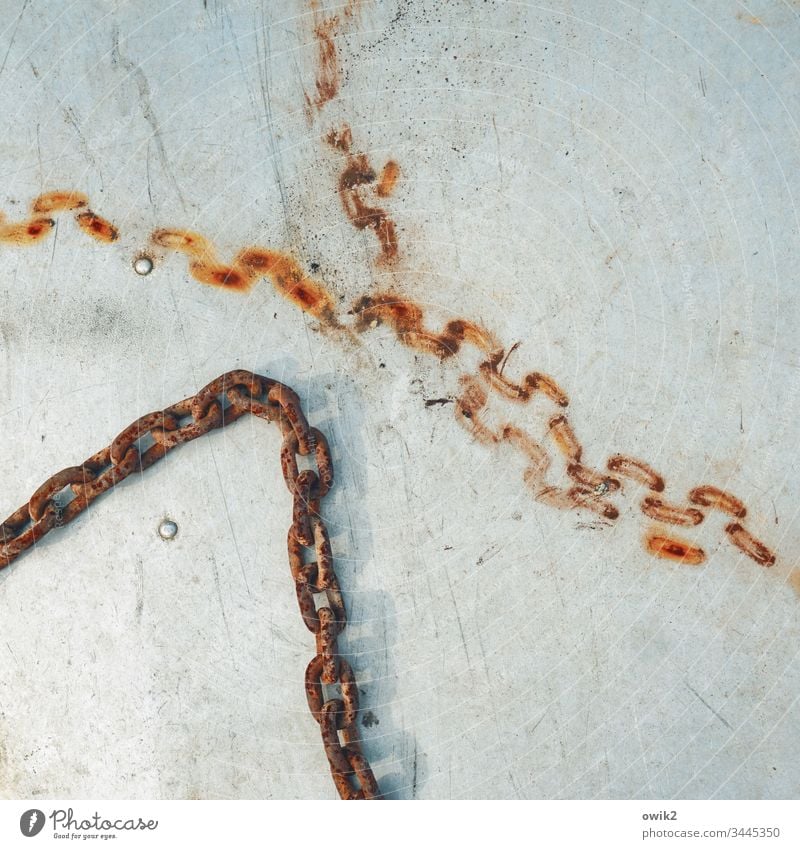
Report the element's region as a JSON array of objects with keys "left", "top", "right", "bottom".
[
  {"left": 725, "top": 522, "right": 776, "bottom": 566},
  {"left": 548, "top": 414, "right": 582, "bottom": 462},
  {"left": 0, "top": 213, "right": 54, "bottom": 245},
  {"left": 0, "top": 191, "right": 117, "bottom": 247},
  {"left": 480, "top": 358, "right": 570, "bottom": 407},
  {"left": 645, "top": 532, "right": 706, "bottom": 565},
  {"left": 454, "top": 375, "right": 497, "bottom": 445},
  {"left": 688, "top": 485, "right": 747, "bottom": 519},
  {"left": 376, "top": 160, "right": 400, "bottom": 197},
  {"left": 326, "top": 125, "right": 400, "bottom": 264},
  {"left": 76, "top": 211, "right": 119, "bottom": 243},
  {"left": 532, "top": 483, "right": 619, "bottom": 520},
  {"left": 567, "top": 462, "right": 621, "bottom": 493},
  {"left": 152, "top": 229, "right": 337, "bottom": 318},
  {"left": 640, "top": 496, "right": 704, "bottom": 527},
  {"left": 607, "top": 454, "right": 665, "bottom": 492},
  {"left": 31, "top": 190, "right": 89, "bottom": 214},
  {"left": 351, "top": 293, "right": 500, "bottom": 358}
]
